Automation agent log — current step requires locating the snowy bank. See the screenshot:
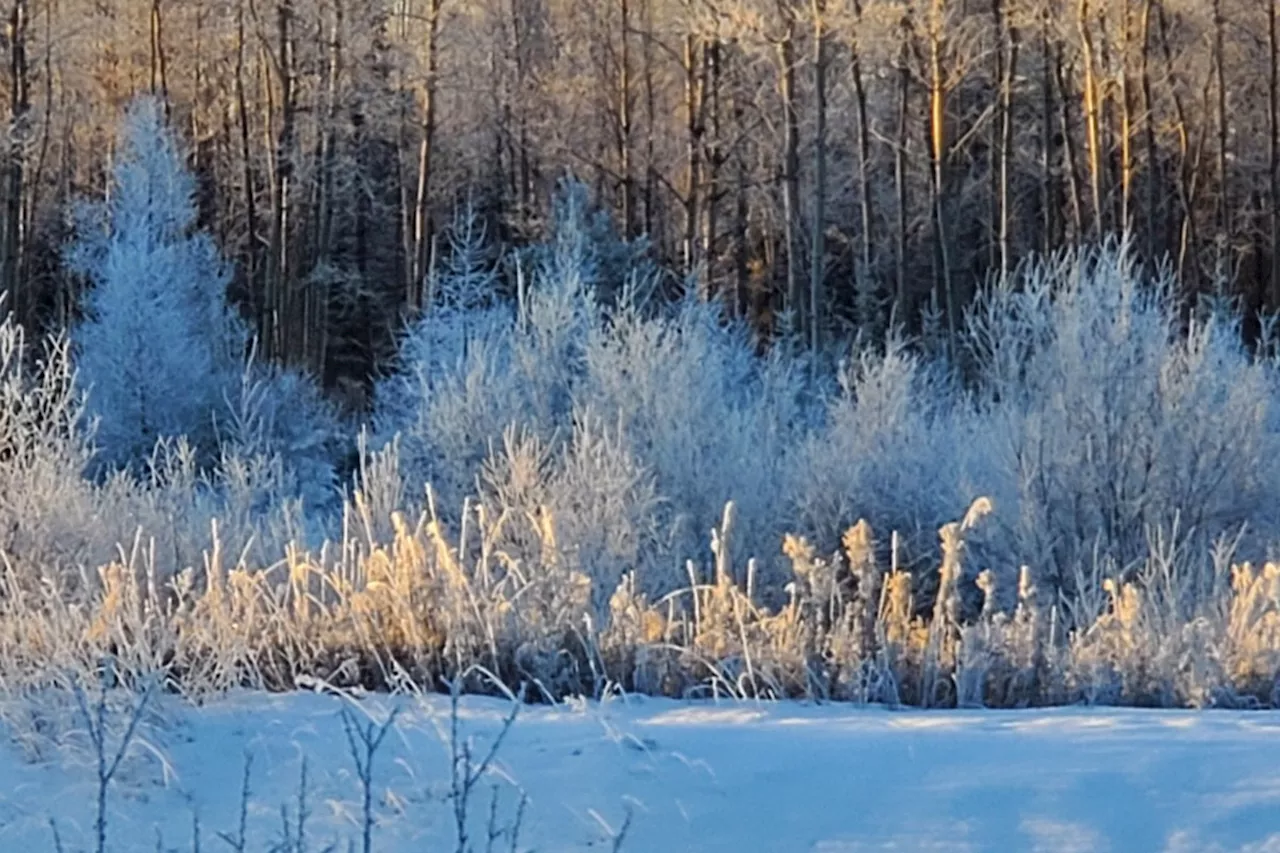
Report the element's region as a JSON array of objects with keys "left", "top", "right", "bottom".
[{"left": 1, "top": 692, "right": 1278, "bottom": 852}]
